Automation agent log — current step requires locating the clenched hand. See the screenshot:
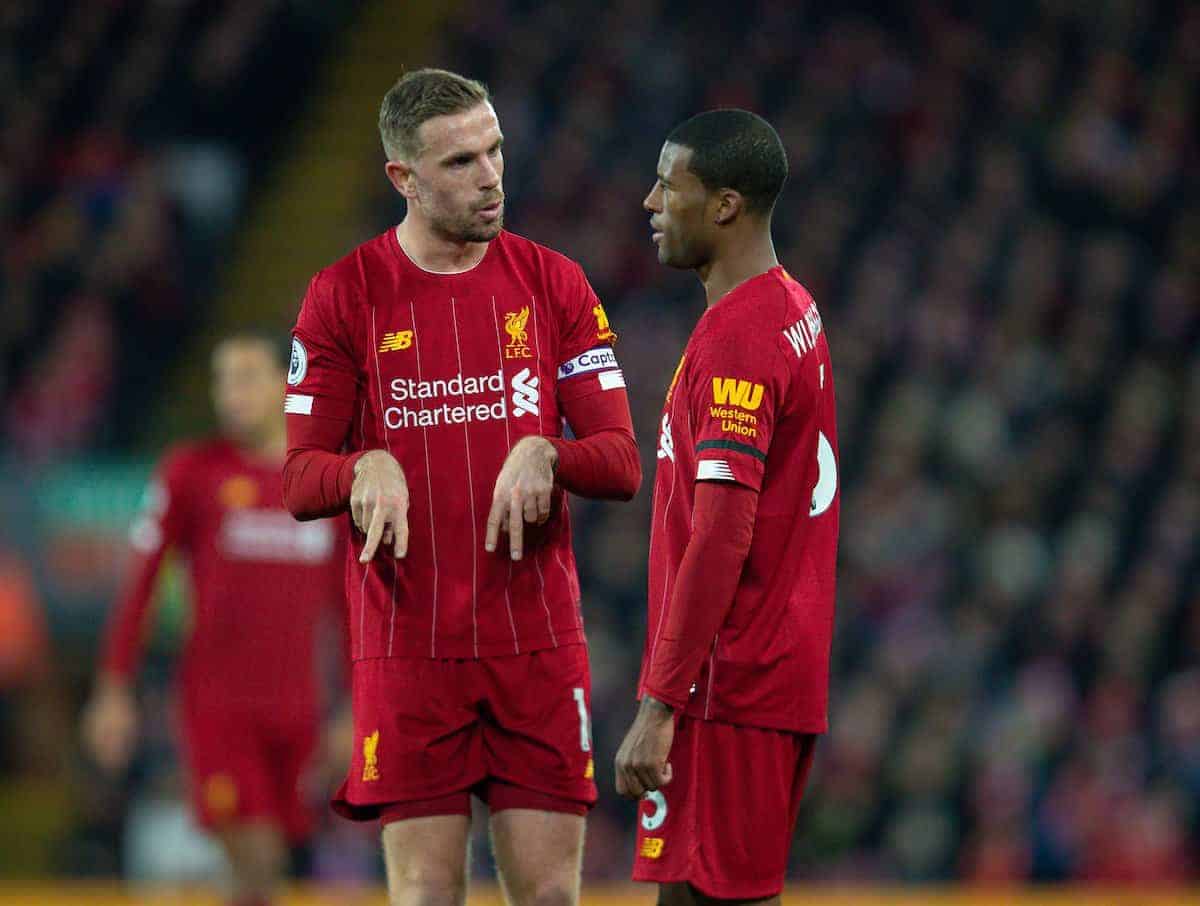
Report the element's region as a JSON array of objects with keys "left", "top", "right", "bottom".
[
  {"left": 615, "top": 696, "right": 675, "bottom": 798},
  {"left": 485, "top": 436, "right": 558, "bottom": 561},
  {"left": 351, "top": 450, "right": 409, "bottom": 562}
]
